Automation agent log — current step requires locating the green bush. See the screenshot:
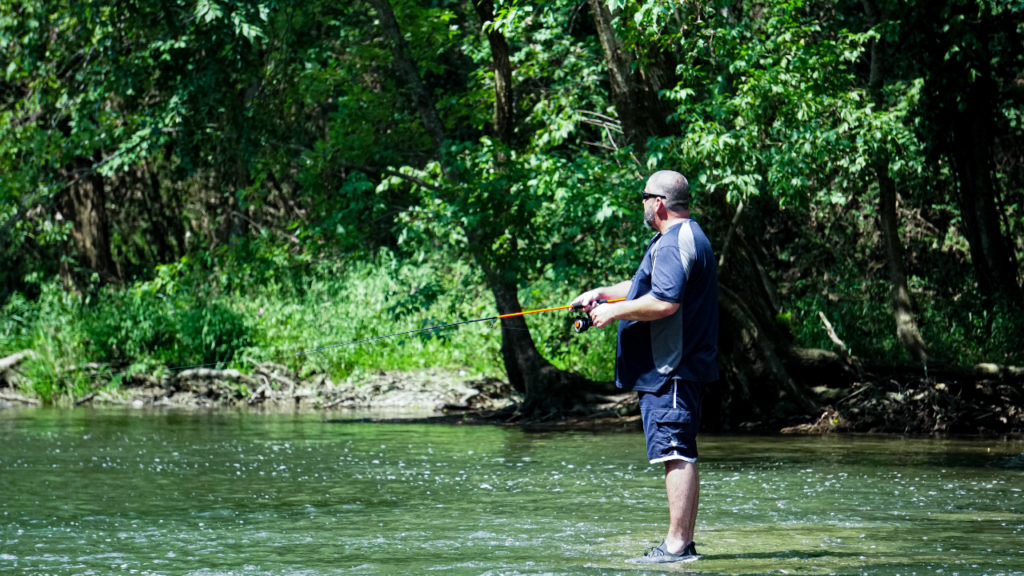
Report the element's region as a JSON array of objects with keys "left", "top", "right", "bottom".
[
  {"left": 176, "top": 304, "right": 250, "bottom": 366},
  {"left": 85, "top": 291, "right": 177, "bottom": 365},
  {"left": 84, "top": 292, "right": 250, "bottom": 368}
]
